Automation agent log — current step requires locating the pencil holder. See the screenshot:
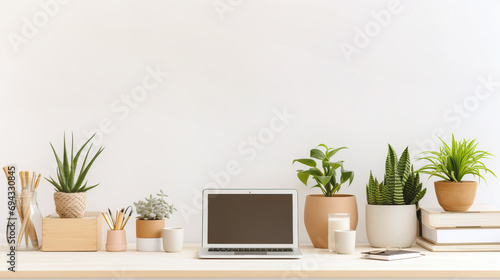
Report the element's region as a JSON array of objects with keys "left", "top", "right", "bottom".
[
  {"left": 15, "top": 191, "right": 43, "bottom": 251},
  {"left": 106, "top": 230, "right": 127, "bottom": 252}
]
